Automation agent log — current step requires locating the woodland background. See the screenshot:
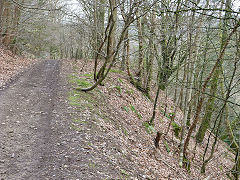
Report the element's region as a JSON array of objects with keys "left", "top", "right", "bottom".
[{"left": 0, "top": 0, "right": 240, "bottom": 179}]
